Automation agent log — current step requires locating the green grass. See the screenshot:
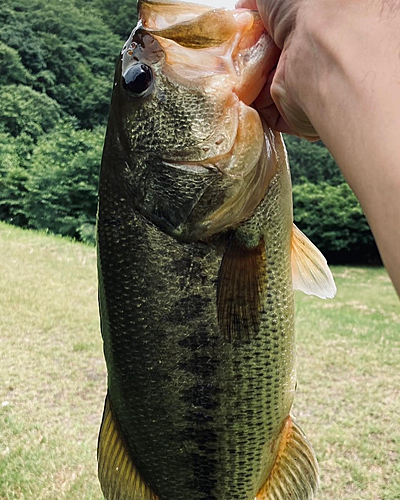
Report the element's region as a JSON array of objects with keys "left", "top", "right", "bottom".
[
  {"left": 0, "top": 223, "right": 104, "bottom": 499},
  {"left": 0, "top": 222, "right": 399, "bottom": 499},
  {"left": 293, "top": 267, "right": 400, "bottom": 500}
]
